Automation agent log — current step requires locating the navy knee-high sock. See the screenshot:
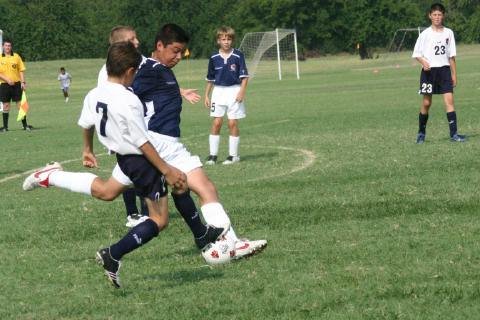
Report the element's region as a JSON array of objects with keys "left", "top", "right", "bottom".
[
  {"left": 122, "top": 188, "right": 139, "bottom": 216},
  {"left": 109, "top": 218, "right": 159, "bottom": 260},
  {"left": 419, "top": 113, "right": 428, "bottom": 134},
  {"left": 446, "top": 111, "right": 457, "bottom": 137},
  {"left": 172, "top": 191, "right": 207, "bottom": 239},
  {"left": 3, "top": 112, "right": 9, "bottom": 129}
]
